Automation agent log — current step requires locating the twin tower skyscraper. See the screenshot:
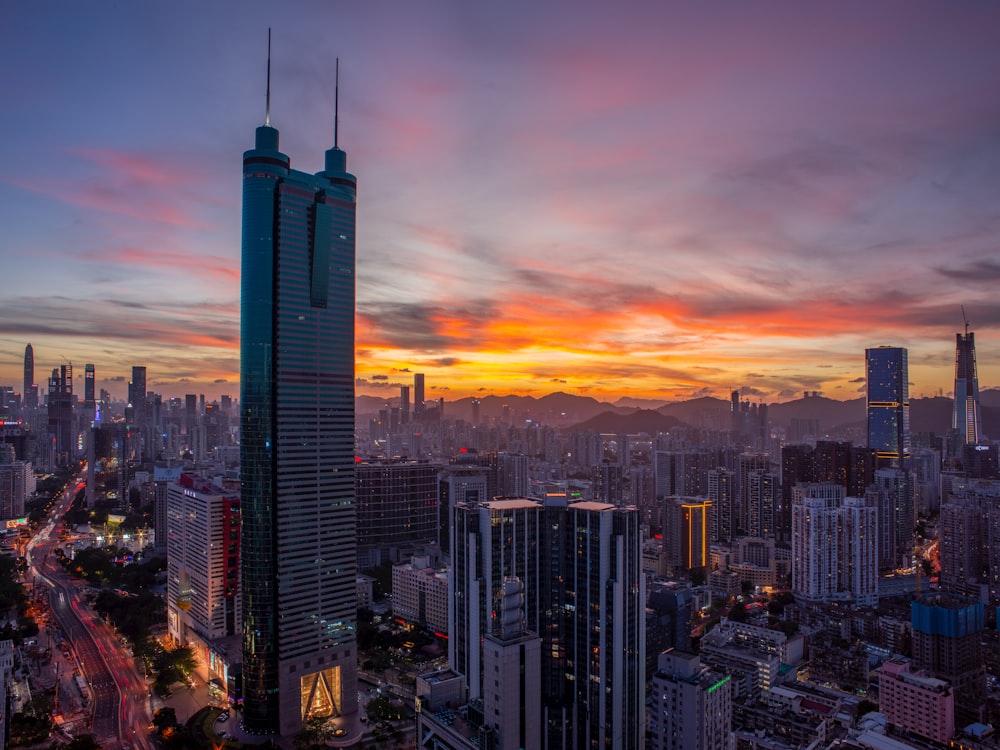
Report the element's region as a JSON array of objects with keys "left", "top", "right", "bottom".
[{"left": 239, "top": 48, "right": 357, "bottom": 735}]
